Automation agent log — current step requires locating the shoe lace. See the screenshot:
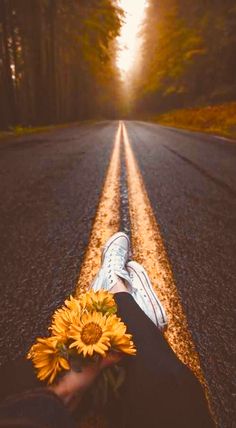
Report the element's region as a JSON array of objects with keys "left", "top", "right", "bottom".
[{"left": 105, "top": 246, "right": 126, "bottom": 271}]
